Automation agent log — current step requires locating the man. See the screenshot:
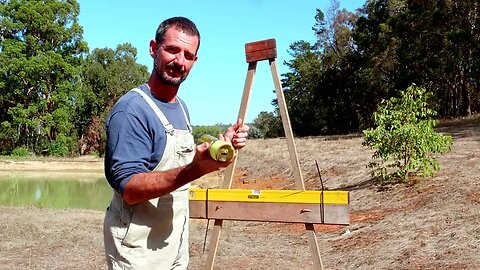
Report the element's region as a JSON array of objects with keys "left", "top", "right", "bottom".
[{"left": 103, "top": 17, "right": 249, "bottom": 270}]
